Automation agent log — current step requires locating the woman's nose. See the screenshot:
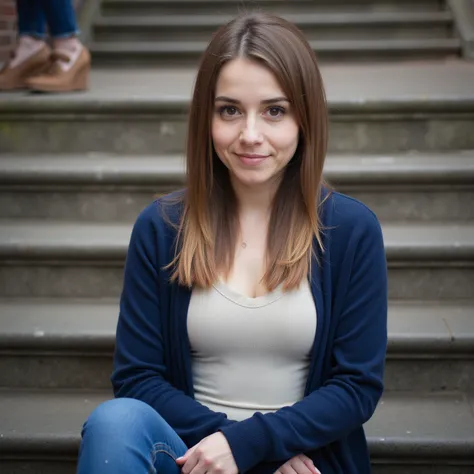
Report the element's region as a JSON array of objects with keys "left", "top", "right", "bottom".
[
  {"left": 239, "top": 125, "right": 263, "bottom": 144},
  {"left": 239, "top": 116, "right": 263, "bottom": 144}
]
